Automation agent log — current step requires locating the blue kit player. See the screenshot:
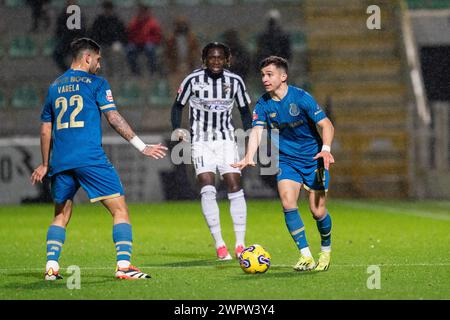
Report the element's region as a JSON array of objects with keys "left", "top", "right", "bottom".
[
  {"left": 233, "top": 56, "right": 335, "bottom": 271},
  {"left": 30, "top": 38, "right": 168, "bottom": 280}
]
